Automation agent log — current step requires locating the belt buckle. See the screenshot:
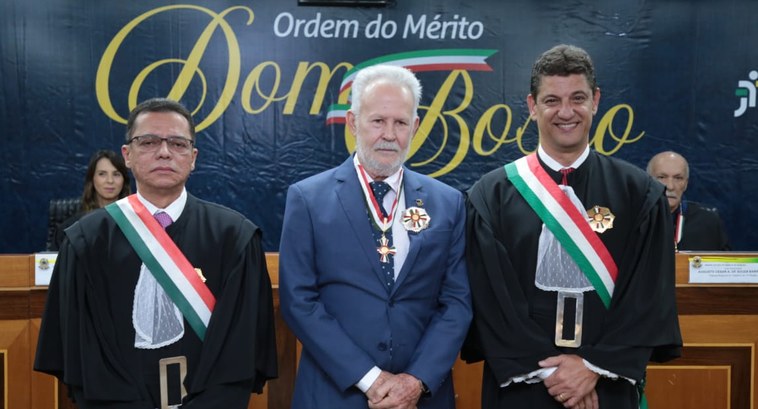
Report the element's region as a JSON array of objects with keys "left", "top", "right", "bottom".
[
  {"left": 555, "top": 291, "right": 583, "bottom": 348},
  {"left": 159, "top": 356, "right": 187, "bottom": 409}
]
